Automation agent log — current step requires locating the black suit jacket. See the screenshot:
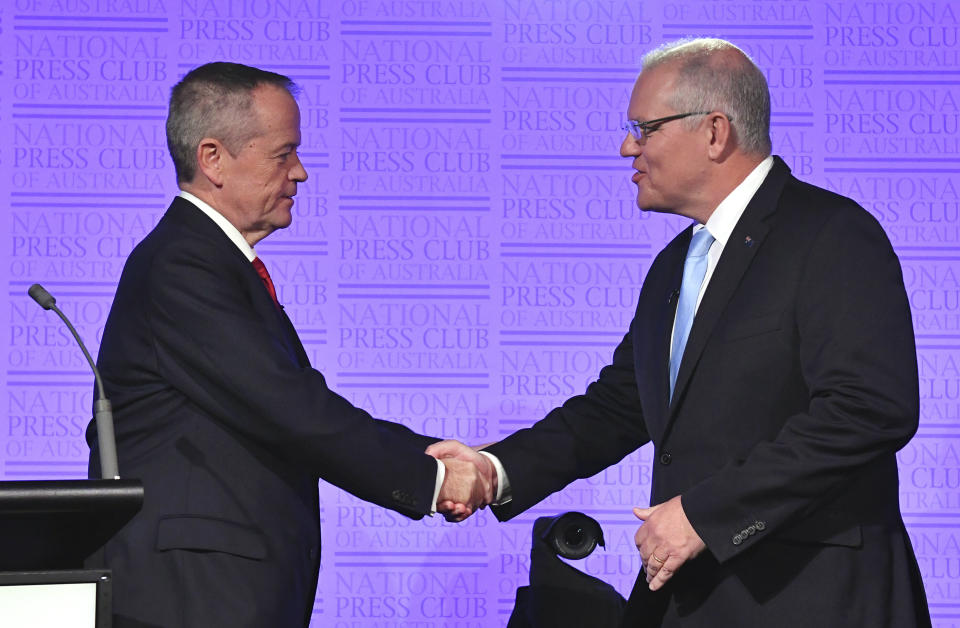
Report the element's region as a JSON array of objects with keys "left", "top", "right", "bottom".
[
  {"left": 87, "top": 197, "right": 439, "bottom": 627},
  {"left": 487, "top": 157, "right": 930, "bottom": 627}
]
